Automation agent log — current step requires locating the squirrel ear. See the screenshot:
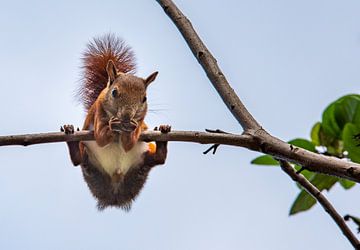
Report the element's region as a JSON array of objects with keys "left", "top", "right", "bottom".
[
  {"left": 106, "top": 60, "right": 118, "bottom": 84},
  {"left": 144, "top": 71, "right": 158, "bottom": 88}
]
